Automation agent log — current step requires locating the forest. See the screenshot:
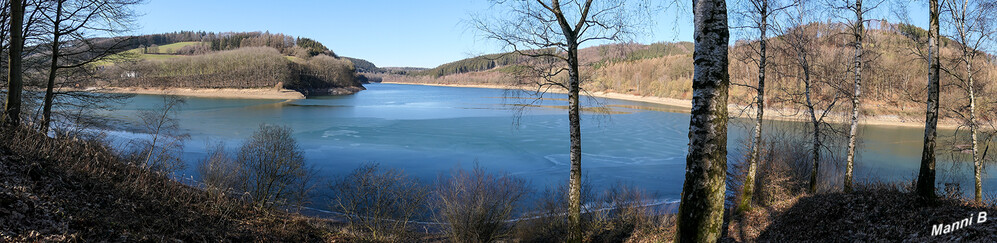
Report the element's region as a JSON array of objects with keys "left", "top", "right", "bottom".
[{"left": 98, "top": 31, "right": 365, "bottom": 95}]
